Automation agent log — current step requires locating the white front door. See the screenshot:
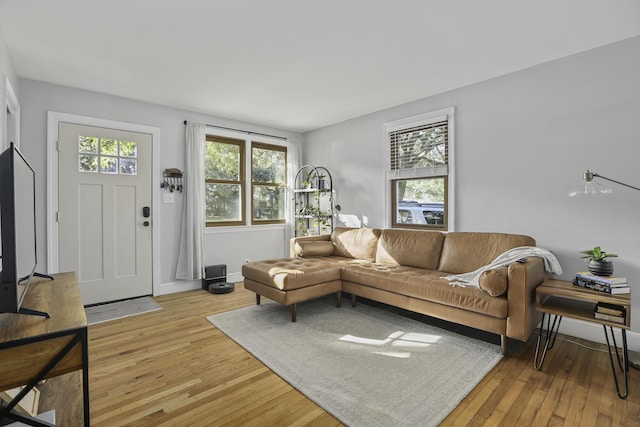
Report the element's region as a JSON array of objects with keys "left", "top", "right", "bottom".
[{"left": 58, "top": 123, "right": 152, "bottom": 304}]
